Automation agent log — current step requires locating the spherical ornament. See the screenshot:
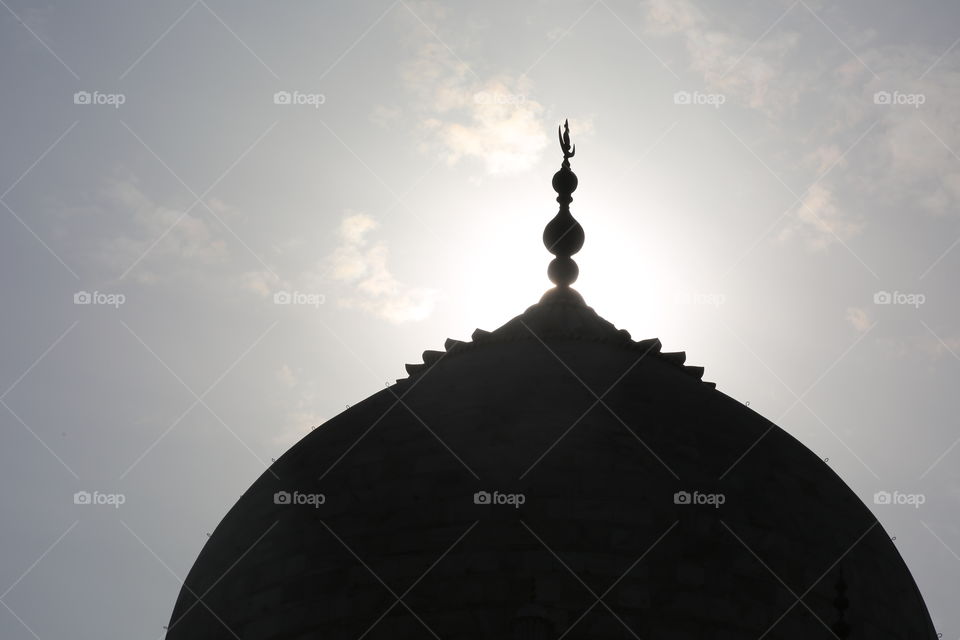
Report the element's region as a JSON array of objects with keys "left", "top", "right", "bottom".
[
  {"left": 552, "top": 167, "right": 578, "bottom": 195},
  {"left": 542, "top": 211, "right": 584, "bottom": 257},
  {"left": 548, "top": 256, "right": 579, "bottom": 286}
]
